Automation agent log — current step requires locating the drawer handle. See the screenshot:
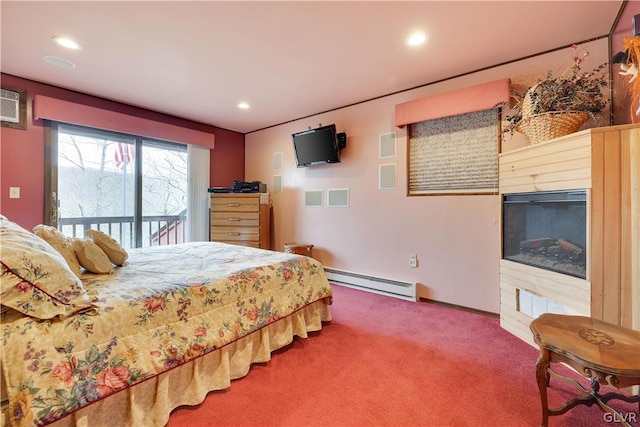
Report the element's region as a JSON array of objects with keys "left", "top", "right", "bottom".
[
  {"left": 228, "top": 217, "right": 241, "bottom": 222},
  {"left": 228, "top": 232, "right": 241, "bottom": 236},
  {"left": 227, "top": 203, "right": 241, "bottom": 207}
]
